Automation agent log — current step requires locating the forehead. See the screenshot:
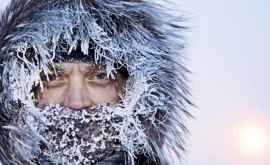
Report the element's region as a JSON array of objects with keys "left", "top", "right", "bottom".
[{"left": 53, "top": 62, "right": 105, "bottom": 73}]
